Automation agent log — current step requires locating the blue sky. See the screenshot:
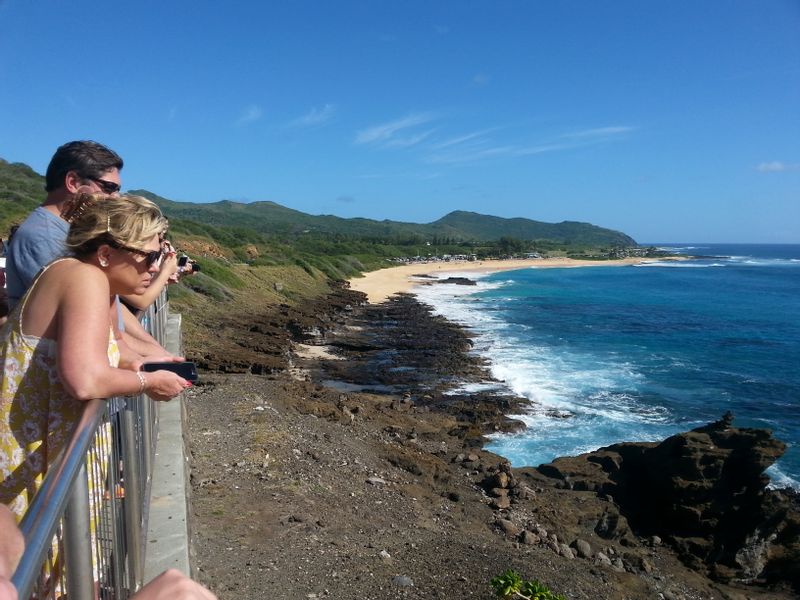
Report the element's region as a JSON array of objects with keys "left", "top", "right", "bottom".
[{"left": 1, "top": 1, "right": 798, "bottom": 243}]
